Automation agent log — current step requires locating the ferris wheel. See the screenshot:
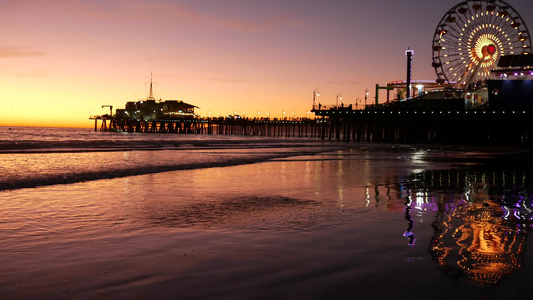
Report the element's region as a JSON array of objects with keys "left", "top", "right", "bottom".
[{"left": 432, "top": 0, "right": 531, "bottom": 89}]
